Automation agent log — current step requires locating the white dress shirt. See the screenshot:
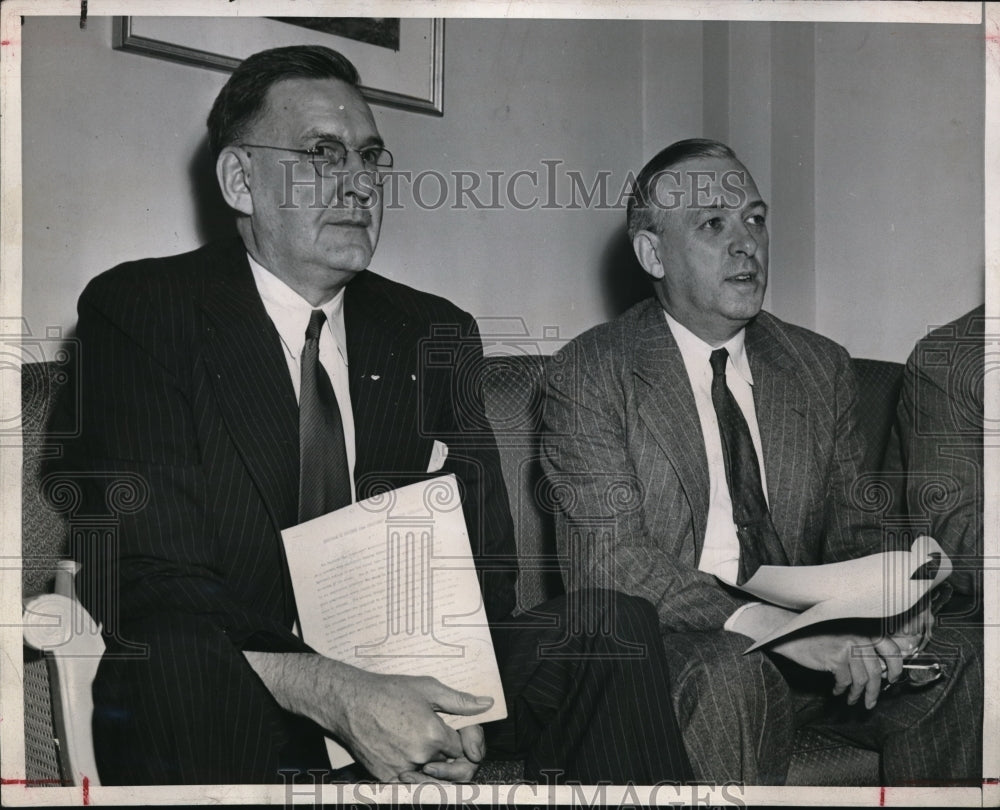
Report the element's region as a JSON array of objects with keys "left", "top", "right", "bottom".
[
  {"left": 663, "top": 311, "right": 770, "bottom": 590},
  {"left": 249, "top": 253, "right": 357, "bottom": 501}
]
